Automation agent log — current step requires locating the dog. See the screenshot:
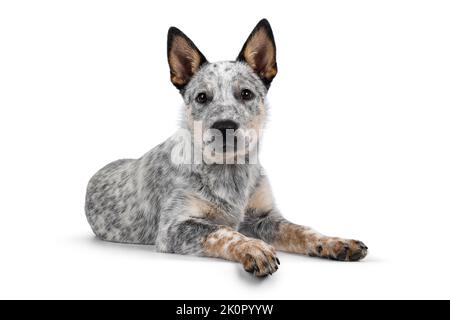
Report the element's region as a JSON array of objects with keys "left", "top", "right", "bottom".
[{"left": 85, "top": 19, "right": 368, "bottom": 277}]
